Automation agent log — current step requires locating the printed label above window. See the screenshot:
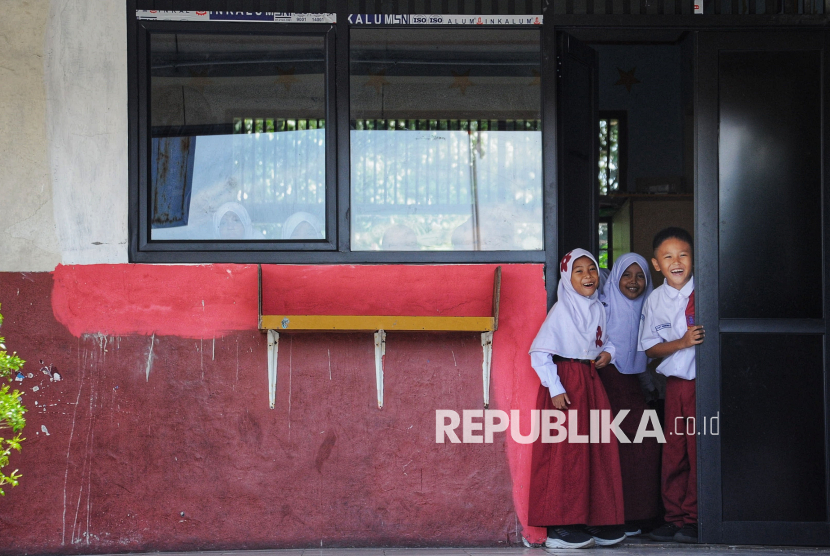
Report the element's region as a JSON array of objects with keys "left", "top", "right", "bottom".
[{"left": 136, "top": 11, "right": 337, "bottom": 23}]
